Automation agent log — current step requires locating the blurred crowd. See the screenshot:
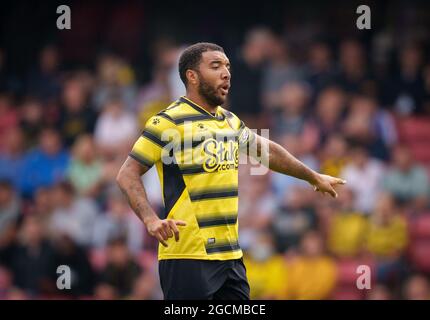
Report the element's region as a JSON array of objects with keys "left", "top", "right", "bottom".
[{"left": 1, "top": 24, "right": 430, "bottom": 300}]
